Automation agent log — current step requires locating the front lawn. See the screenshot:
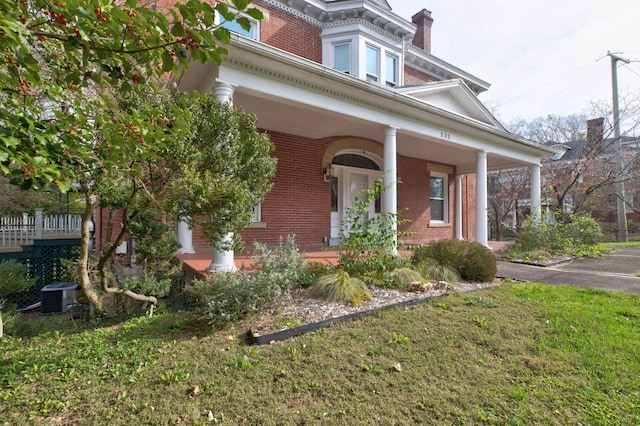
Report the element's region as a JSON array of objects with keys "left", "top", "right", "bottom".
[{"left": 1, "top": 284, "right": 639, "bottom": 425}]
